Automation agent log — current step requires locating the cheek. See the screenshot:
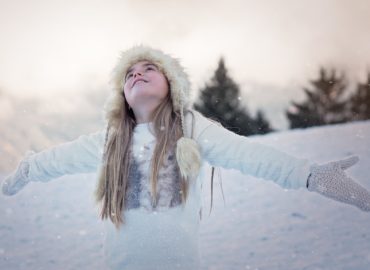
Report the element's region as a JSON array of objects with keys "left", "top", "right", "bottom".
[
  {"left": 163, "top": 85, "right": 169, "bottom": 98},
  {"left": 122, "top": 84, "right": 132, "bottom": 102},
  {"left": 123, "top": 81, "right": 131, "bottom": 95},
  {"left": 160, "top": 78, "right": 170, "bottom": 97}
]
